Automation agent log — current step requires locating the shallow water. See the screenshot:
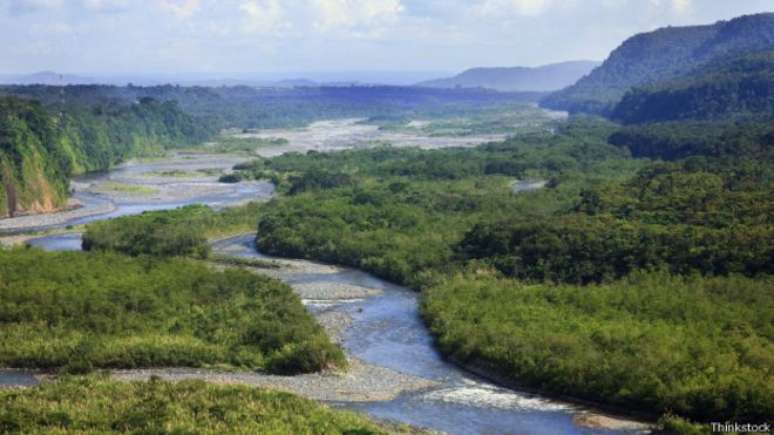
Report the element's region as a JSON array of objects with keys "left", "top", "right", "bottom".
[
  {"left": 0, "top": 371, "right": 39, "bottom": 388},
  {"left": 244, "top": 118, "right": 510, "bottom": 158},
  {"left": 0, "top": 154, "right": 274, "bottom": 235}
]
